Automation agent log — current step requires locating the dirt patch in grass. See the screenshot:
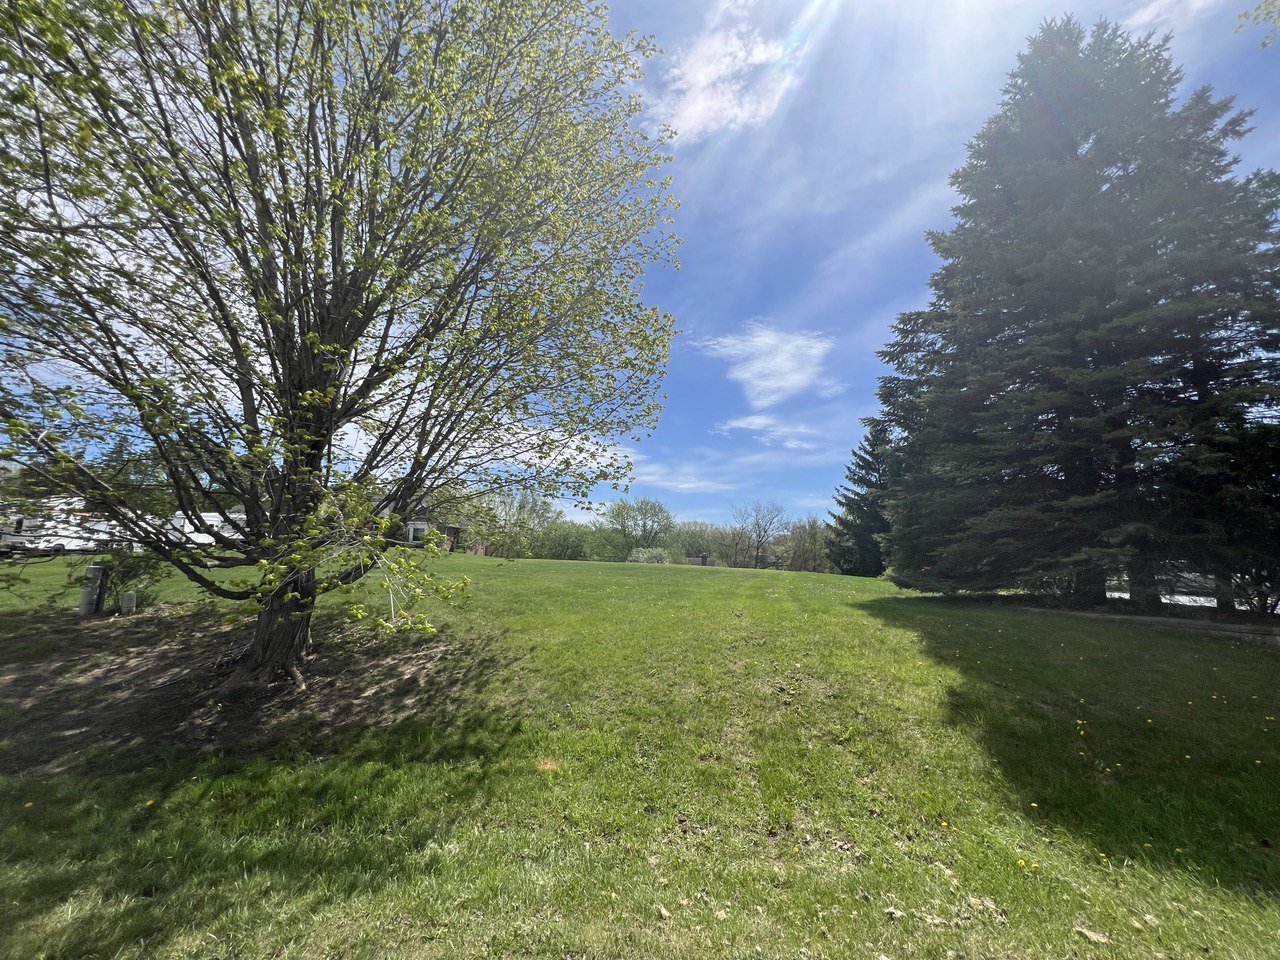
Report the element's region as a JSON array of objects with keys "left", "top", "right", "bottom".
[{"left": 0, "top": 604, "right": 516, "bottom": 775}]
